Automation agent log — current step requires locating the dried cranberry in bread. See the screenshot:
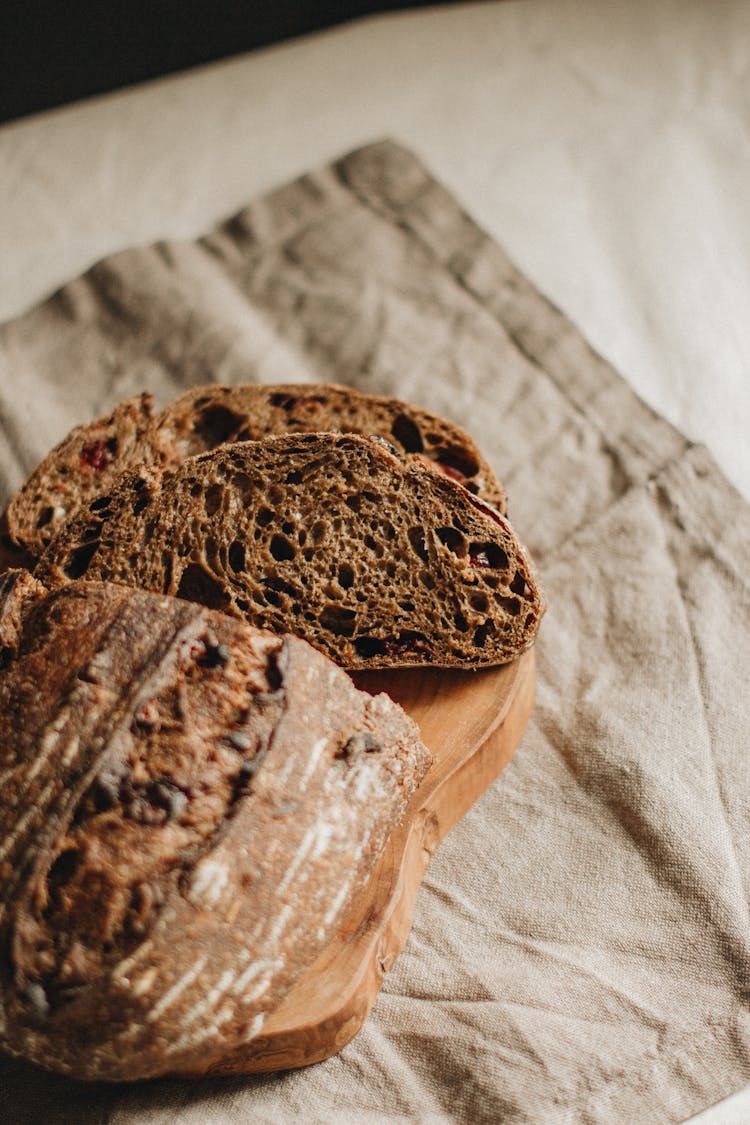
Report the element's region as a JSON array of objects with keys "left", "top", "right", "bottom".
[
  {"left": 0, "top": 570, "right": 429, "bottom": 1081},
  {"left": 35, "top": 433, "right": 544, "bottom": 670},
  {"left": 1, "top": 383, "right": 505, "bottom": 568}
]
